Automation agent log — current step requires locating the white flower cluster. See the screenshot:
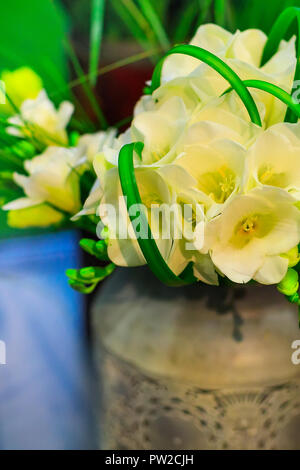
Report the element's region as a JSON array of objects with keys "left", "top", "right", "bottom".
[
  {"left": 84, "top": 25, "right": 300, "bottom": 286},
  {"left": 5, "top": 24, "right": 300, "bottom": 286}
]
